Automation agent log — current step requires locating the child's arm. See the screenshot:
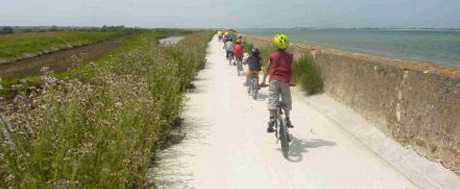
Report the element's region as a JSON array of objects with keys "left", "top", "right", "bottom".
[{"left": 261, "top": 59, "right": 272, "bottom": 85}]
